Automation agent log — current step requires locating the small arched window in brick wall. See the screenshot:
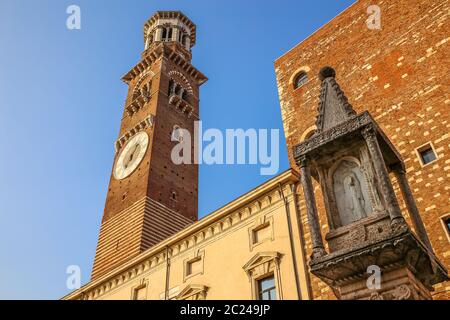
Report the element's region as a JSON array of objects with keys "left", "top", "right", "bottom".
[{"left": 294, "top": 71, "right": 308, "bottom": 89}]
